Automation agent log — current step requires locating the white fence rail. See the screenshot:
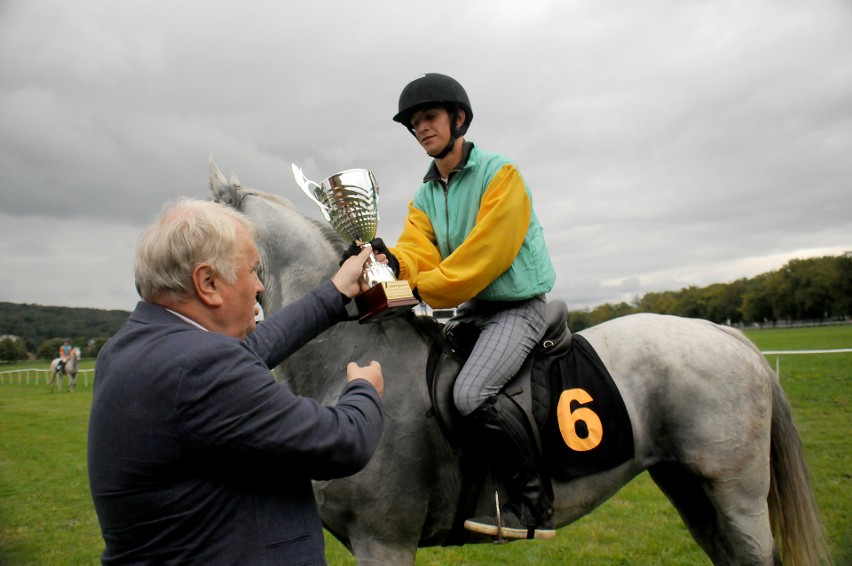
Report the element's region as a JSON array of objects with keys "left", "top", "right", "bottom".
[
  {"left": 0, "top": 368, "right": 95, "bottom": 387},
  {"left": 762, "top": 348, "right": 852, "bottom": 377}
]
